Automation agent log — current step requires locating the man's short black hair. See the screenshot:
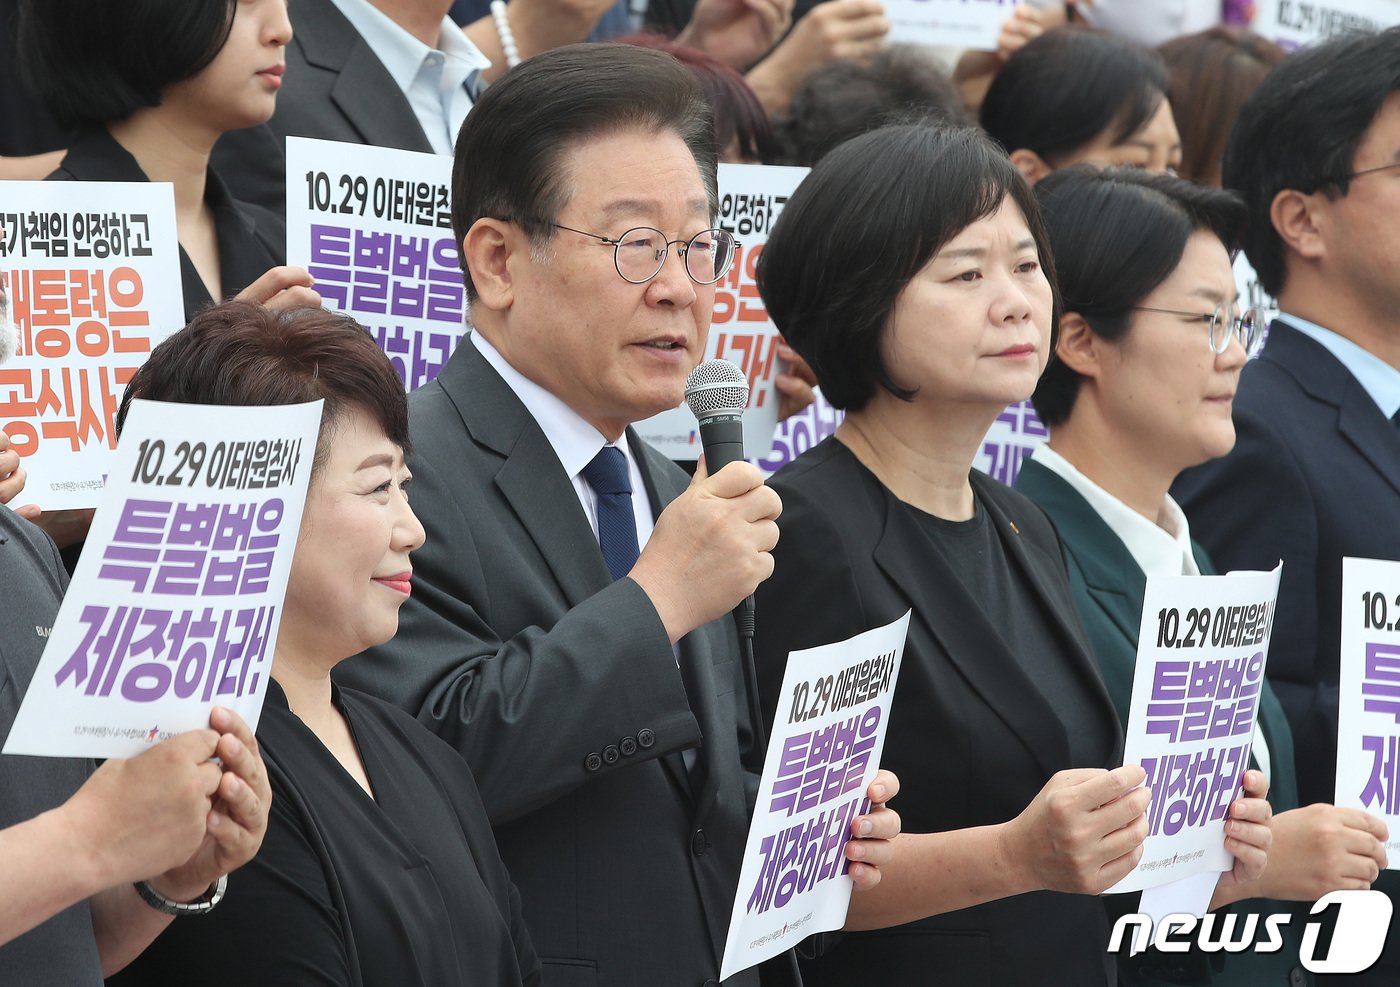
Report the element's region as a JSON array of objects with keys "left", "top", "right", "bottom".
[
  {"left": 1031, "top": 166, "right": 1246, "bottom": 427},
  {"left": 756, "top": 123, "right": 1058, "bottom": 412},
  {"left": 18, "top": 0, "right": 236, "bottom": 129},
  {"left": 451, "top": 43, "right": 718, "bottom": 302},
  {"left": 980, "top": 26, "right": 1168, "bottom": 166},
  {"left": 1224, "top": 26, "right": 1400, "bottom": 298}
]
